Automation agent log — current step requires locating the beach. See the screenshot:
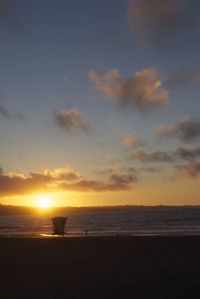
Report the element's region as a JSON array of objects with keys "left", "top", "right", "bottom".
[{"left": 1, "top": 236, "right": 200, "bottom": 298}]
